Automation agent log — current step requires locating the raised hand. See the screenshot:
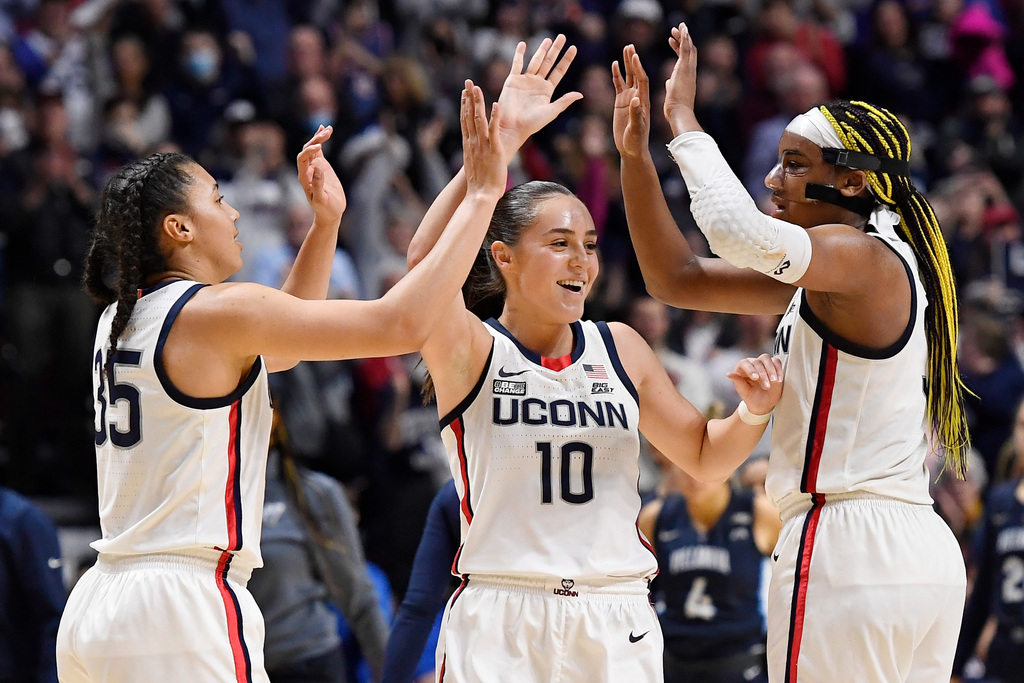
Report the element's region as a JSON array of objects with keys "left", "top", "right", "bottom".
[
  {"left": 664, "top": 23, "right": 699, "bottom": 136},
  {"left": 611, "top": 44, "right": 651, "bottom": 159},
  {"left": 297, "top": 125, "right": 346, "bottom": 226},
  {"left": 727, "top": 354, "right": 784, "bottom": 417},
  {"left": 462, "top": 80, "right": 507, "bottom": 201},
  {"left": 496, "top": 35, "right": 582, "bottom": 156}
]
